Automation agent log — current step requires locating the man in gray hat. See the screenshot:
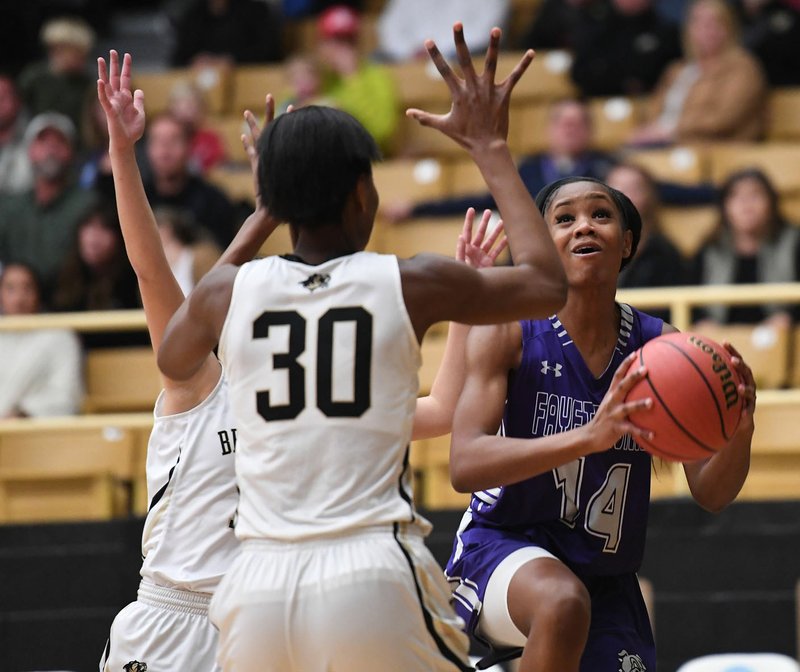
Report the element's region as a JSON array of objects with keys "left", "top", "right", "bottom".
[{"left": 0, "top": 112, "right": 95, "bottom": 302}]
